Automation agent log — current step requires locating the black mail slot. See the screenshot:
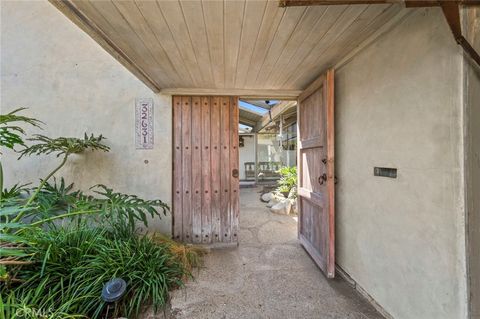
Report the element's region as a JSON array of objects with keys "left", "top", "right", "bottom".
[{"left": 374, "top": 167, "right": 397, "bottom": 178}]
